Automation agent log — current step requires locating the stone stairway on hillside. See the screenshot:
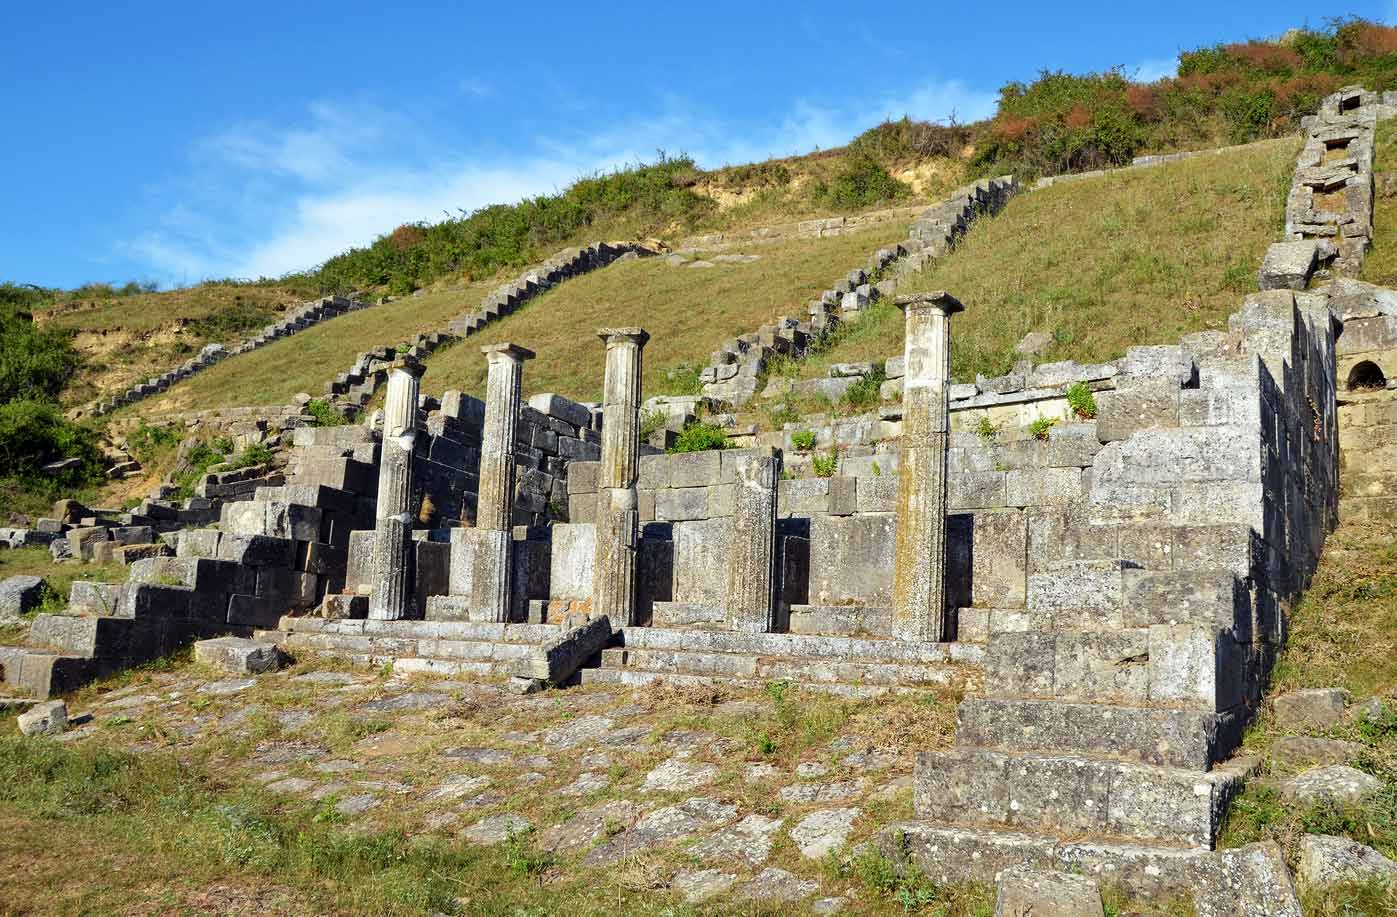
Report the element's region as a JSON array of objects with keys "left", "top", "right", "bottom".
[{"left": 699, "top": 176, "right": 1017, "bottom": 406}]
